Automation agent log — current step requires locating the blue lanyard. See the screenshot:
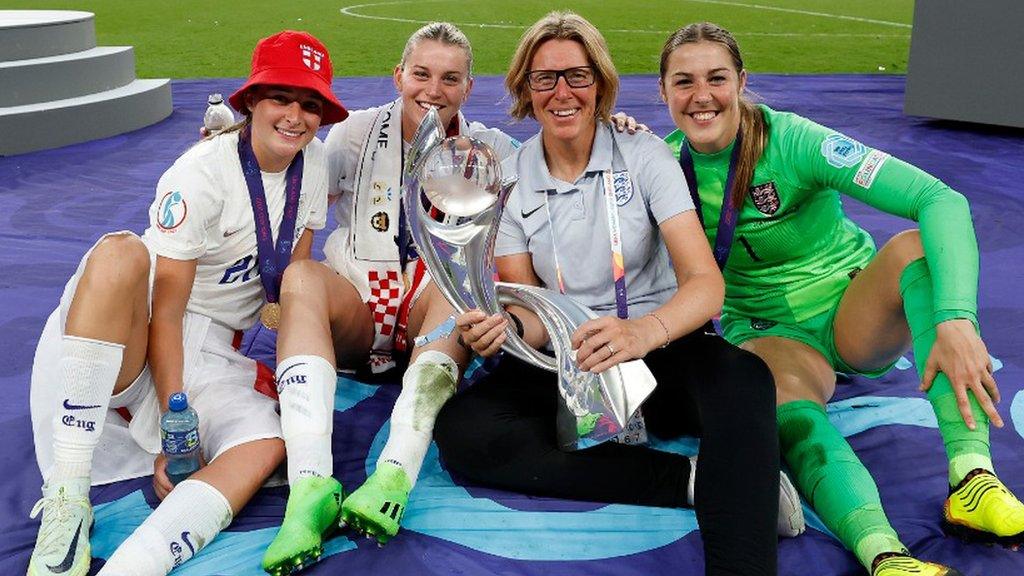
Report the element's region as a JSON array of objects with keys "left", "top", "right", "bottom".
[
  {"left": 237, "top": 125, "right": 304, "bottom": 303},
  {"left": 678, "top": 131, "right": 743, "bottom": 270}
]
